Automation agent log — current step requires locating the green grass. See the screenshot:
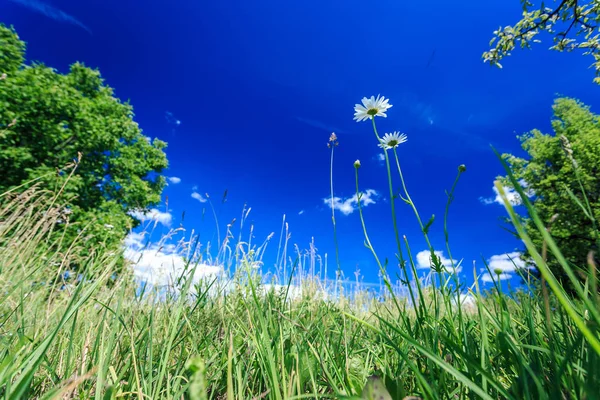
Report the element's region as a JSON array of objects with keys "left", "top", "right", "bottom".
[{"left": 1, "top": 113, "right": 600, "bottom": 399}]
